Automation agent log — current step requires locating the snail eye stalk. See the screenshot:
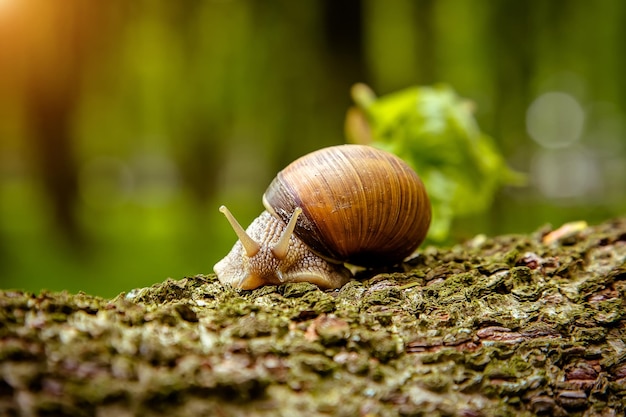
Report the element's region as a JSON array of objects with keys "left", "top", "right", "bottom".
[
  {"left": 272, "top": 207, "right": 302, "bottom": 260},
  {"left": 219, "top": 205, "right": 260, "bottom": 257}
]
